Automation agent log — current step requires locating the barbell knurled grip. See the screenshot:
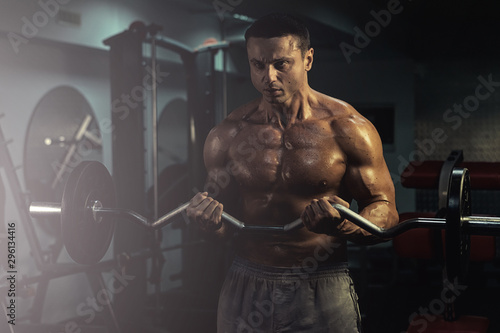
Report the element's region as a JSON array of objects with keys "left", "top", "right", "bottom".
[
  {"left": 221, "top": 212, "right": 245, "bottom": 230},
  {"left": 150, "top": 202, "right": 246, "bottom": 230},
  {"left": 150, "top": 202, "right": 190, "bottom": 229},
  {"left": 331, "top": 203, "right": 387, "bottom": 238},
  {"left": 283, "top": 218, "right": 305, "bottom": 232}
]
